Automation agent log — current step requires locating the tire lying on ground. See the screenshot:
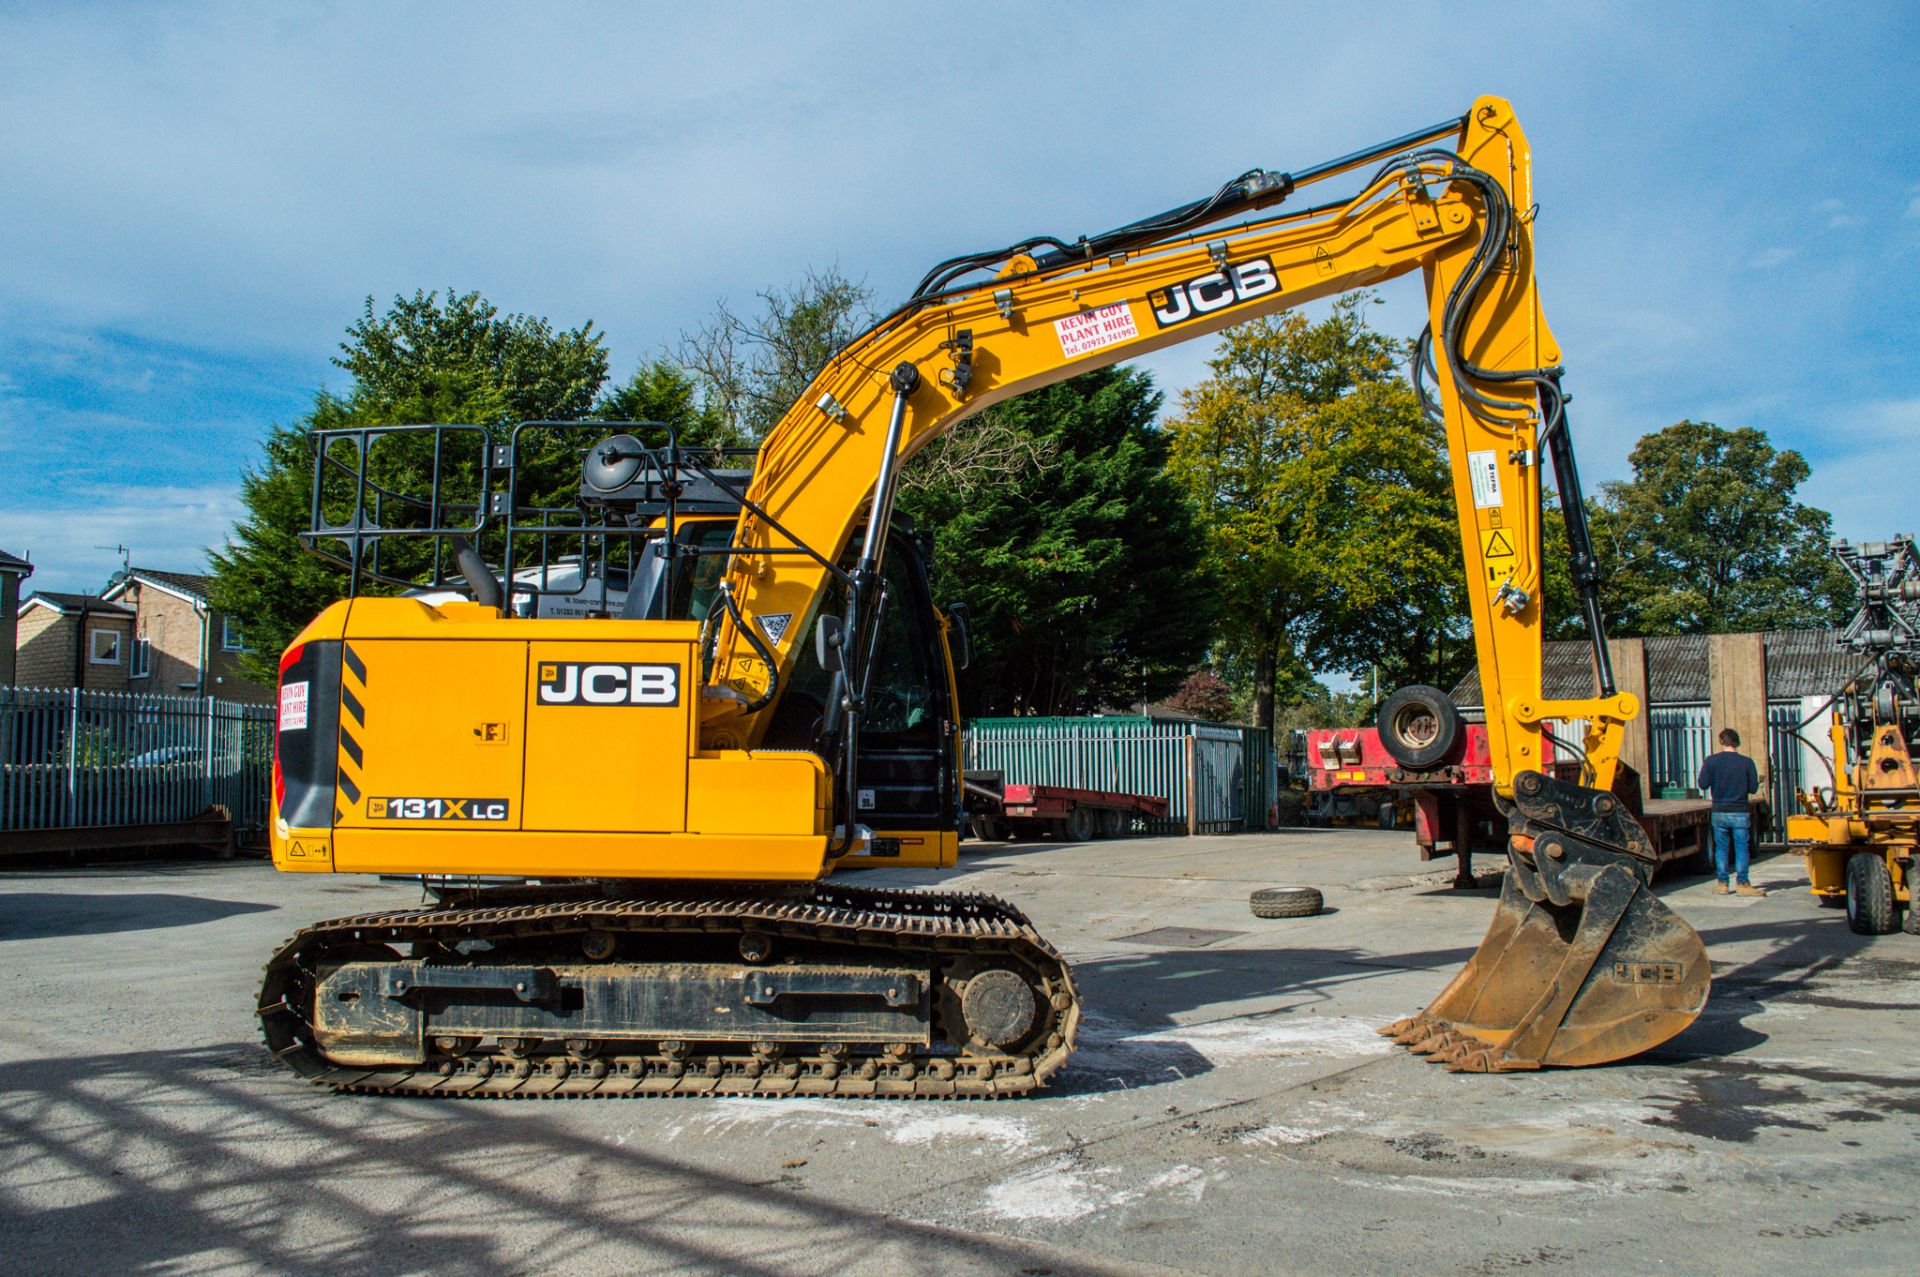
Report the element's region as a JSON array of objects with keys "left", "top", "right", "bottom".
[{"left": 1250, "top": 886, "right": 1324, "bottom": 919}]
